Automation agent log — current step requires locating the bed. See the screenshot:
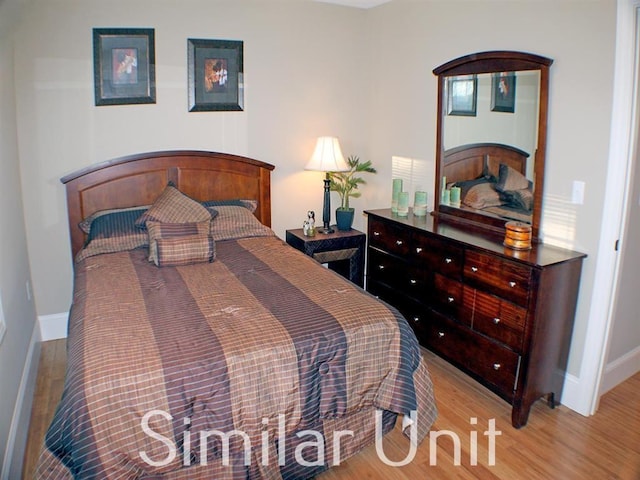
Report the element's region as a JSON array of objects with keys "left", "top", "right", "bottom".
[
  {"left": 442, "top": 142, "right": 533, "bottom": 224},
  {"left": 36, "top": 150, "right": 437, "bottom": 479}
]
